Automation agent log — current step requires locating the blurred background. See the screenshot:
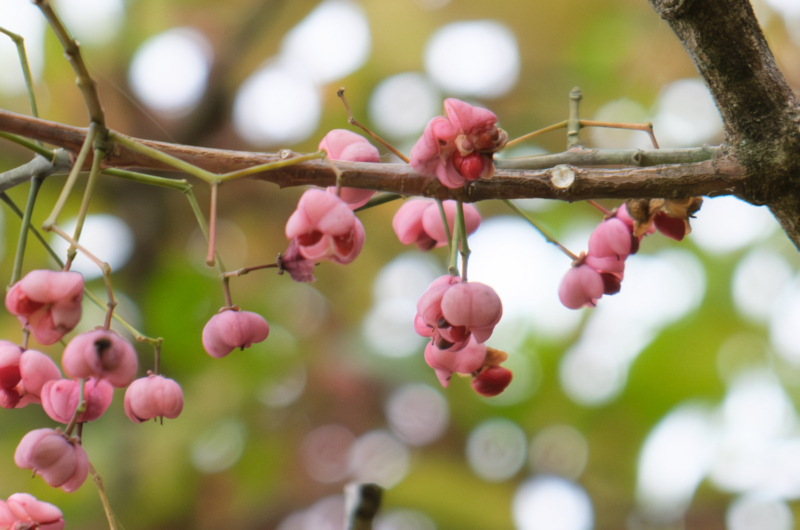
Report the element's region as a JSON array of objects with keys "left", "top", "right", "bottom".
[{"left": 1, "top": 0, "right": 800, "bottom": 529}]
